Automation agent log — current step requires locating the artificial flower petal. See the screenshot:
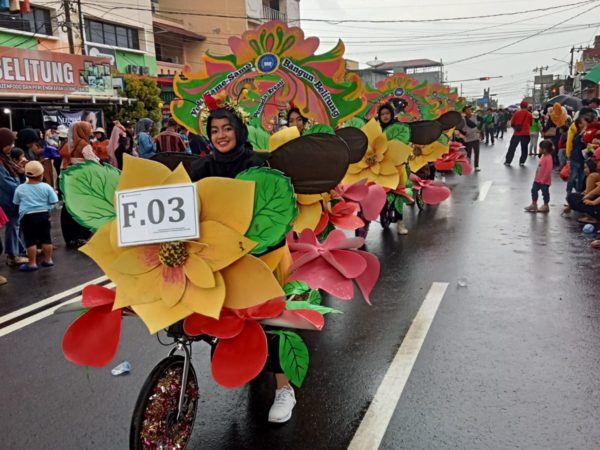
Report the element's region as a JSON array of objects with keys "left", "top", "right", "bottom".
[
  {"left": 196, "top": 177, "right": 255, "bottom": 235},
  {"left": 113, "top": 267, "right": 163, "bottom": 309},
  {"left": 117, "top": 154, "right": 171, "bottom": 191},
  {"left": 378, "top": 158, "right": 397, "bottom": 176},
  {"left": 259, "top": 309, "right": 324, "bottom": 331},
  {"left": 159, "top": 267, "right": 187, "bottom": 307},
  {"left": 290, "top": 257, "right": 355, "bottom": 299},
  {"left": 180, "top": 273, "right": 226, "bottom": 319},
  {"left": 184, "top": 311, "right": 244, "bottom": 338},
  {"left": 160, "top": 163, "right": 192, "bottom": 186},
  {"left": 79, "top": 221, "right": 121, "bottom": 283},
  {"left": 361, "top": 185, "right": 387, "bottom": 222},
  {"left": 211, "top": 320, "right": 268, "bottom": 388},
  {"left": 362, "top": 119, "right": 383, "bottom": 146},
  {"left": 197, "top": 220, "right": 257, "bottom": 271},
  {"left": 387, "top": 140, "right": 412, "bottom": 166},
  {"left": 341, "top": 171, "right": 365, "bottom": 186},
  {"left": 294, "top": 201, "right": 323, "bottom": 233},
  {"left": 346, "top": 163, "right": 364, "bottom": 174},
  {"left": 81, "top": 285, "right": 116, "bottom": 308},
  {"left": 270, "top": 127, "right": 300, "bottom": 151},
  {"left": 296, "top": 194, "right": 322, "bottom": 206},
  {"left": 62, "top": 304, "right": 122, "bottom": 368},
  {"left": 112, "top": 245, "right": 161, "bottom": 275},
  {"left": 132, "top": 300, "right": 193, "bottom": 334},
  {"left": 258, "top": 245, "right": 287, "bottom": 272},
  {"left": 323, "top": 249, "right": 368, "bottom": 278},
  {"left": 372, "top": 133, "right": 389, "bottom": 156},
  {"left": 221, "top": 255, "right": 285, "bottom": 310},
  {"left": 184, "top": 254, "right": 215, "bottom": 288},
  {"left": 354, "top": 250, "right": 381, "bottom": 305},
  {"left": 421, "top": 185, "right": 451, "bottom": 205},
  {"left": 376, "top": 172, "right": 400, "bottom": 190},
  {"left": 247, "top": 300, "right": 287, "bottom": 320}
]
